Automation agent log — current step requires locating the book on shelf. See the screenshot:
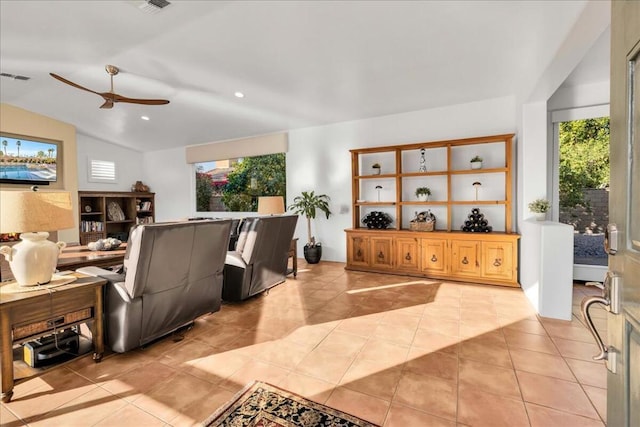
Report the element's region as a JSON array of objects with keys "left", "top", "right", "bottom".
[
  {"left": 81, "top": 221, "right": 103, "bottom": 232},
  {"left": 136, "top": 216, "right": 154, "bottom": 225}
]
